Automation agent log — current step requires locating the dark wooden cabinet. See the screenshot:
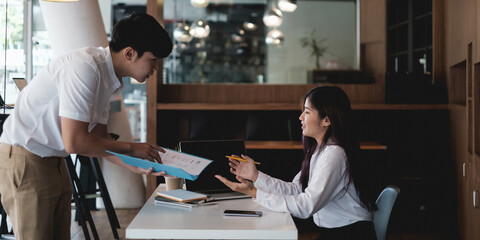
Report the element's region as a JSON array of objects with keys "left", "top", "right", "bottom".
[{"left": 387, "top": 0, "right": 432, "bottom": 74}]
